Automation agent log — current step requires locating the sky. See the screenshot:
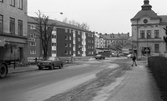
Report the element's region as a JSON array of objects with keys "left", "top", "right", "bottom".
[{"left": 28, "top": 0, "right": 167, "bottom": 35}]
